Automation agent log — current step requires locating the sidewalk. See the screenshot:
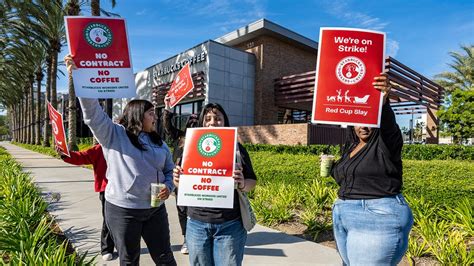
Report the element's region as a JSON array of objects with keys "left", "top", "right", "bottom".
[{"left": 1, "top": 142, "right": 341, "bottom": 265}]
